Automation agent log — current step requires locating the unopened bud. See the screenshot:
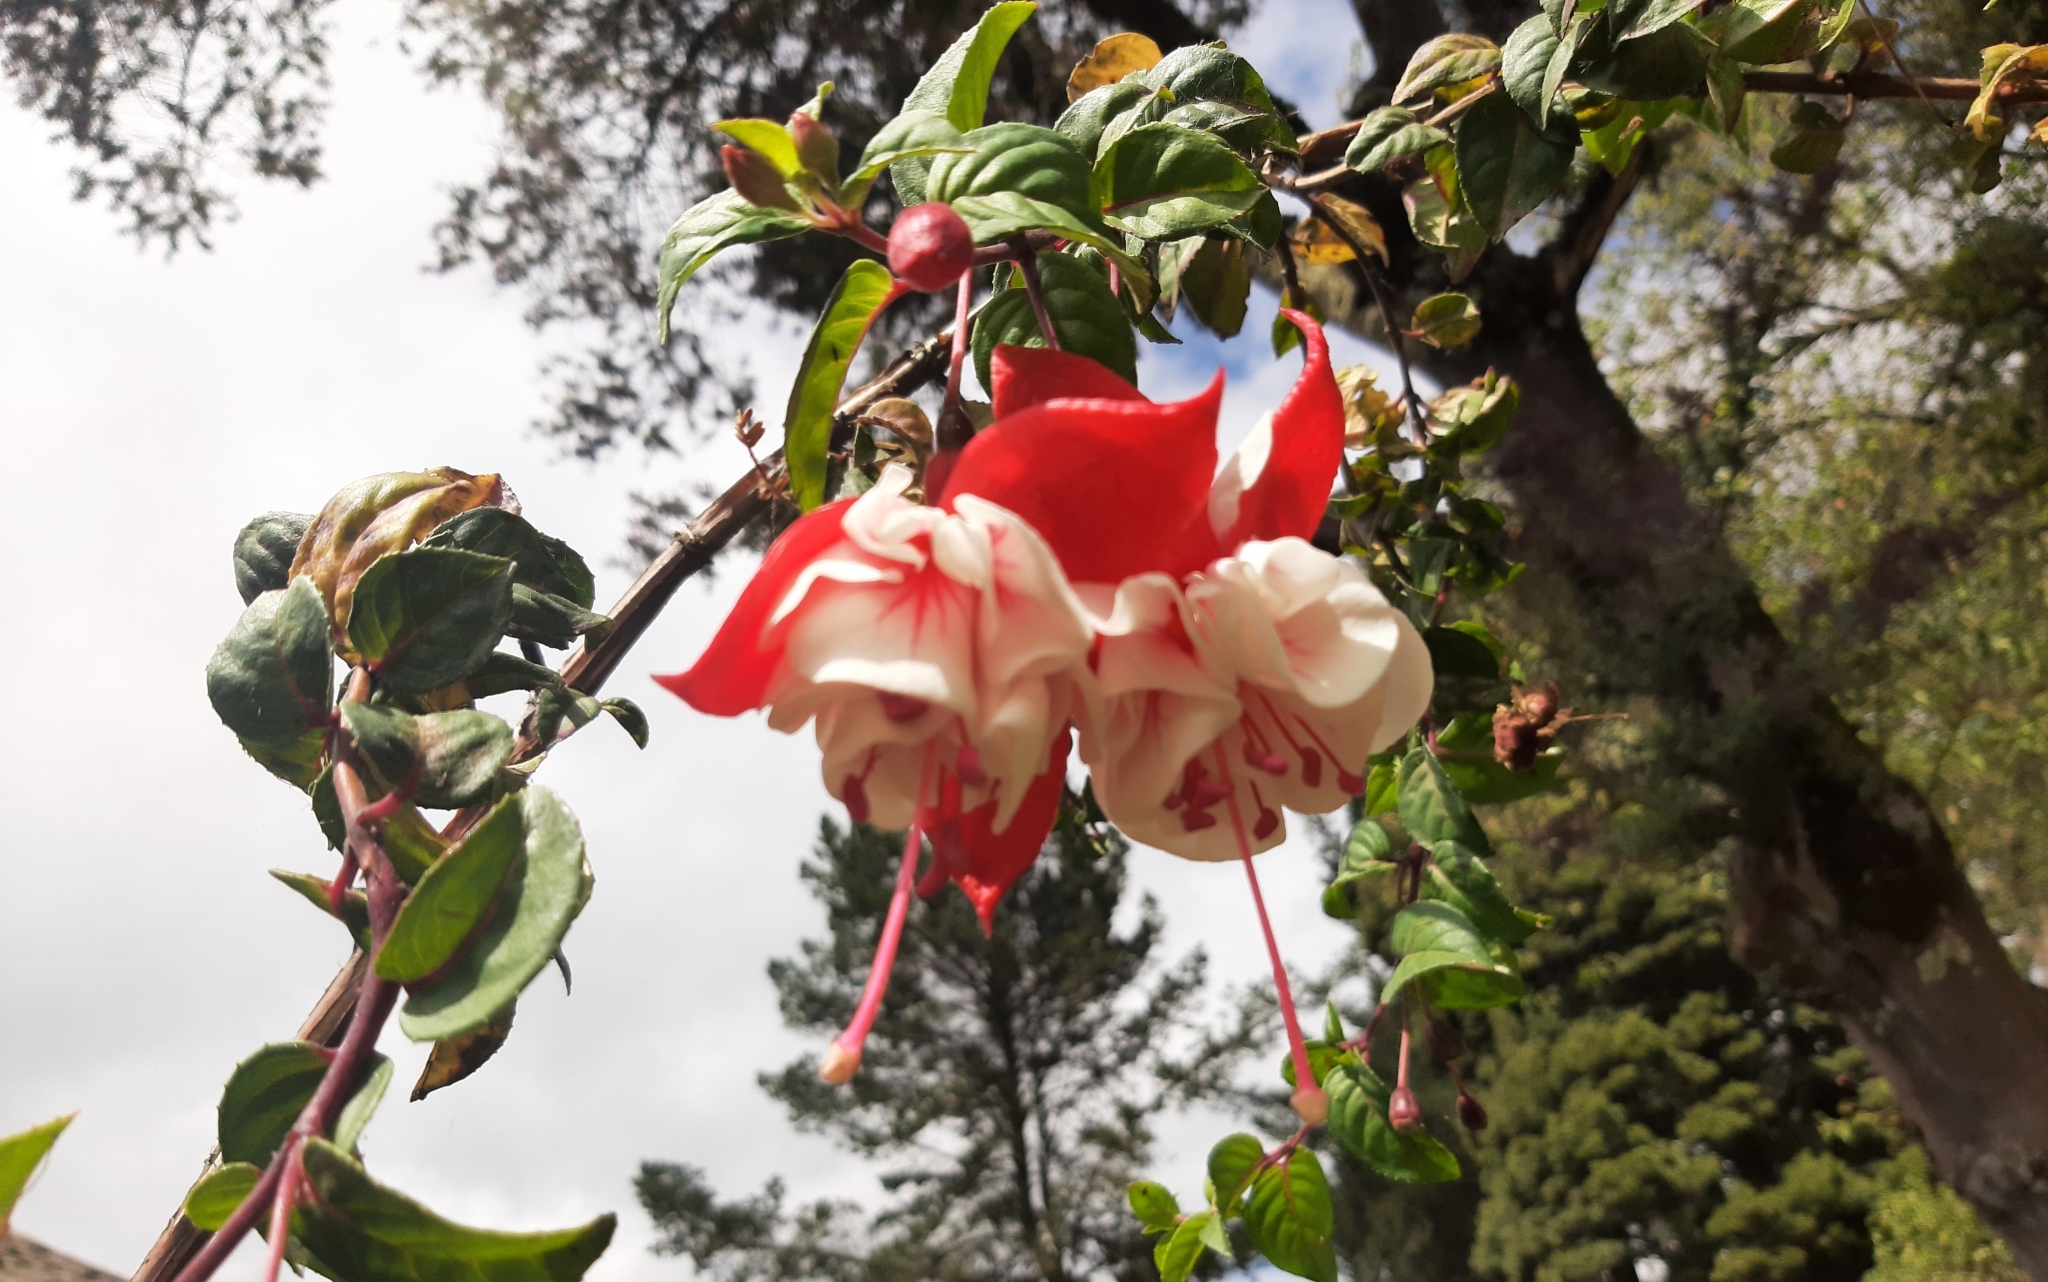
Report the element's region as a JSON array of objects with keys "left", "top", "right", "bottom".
[
  {"left": 789, "top": 112, "right": 840, "bottom": 180},
  {"left": 722, "top": 145, "right": 799, "bottom": 210},
  {"left": 819, "top": 1039, "right": 862, "bottom": 1084},
  {"left": 1425, "top": 1016, "right": 1465, "bottom": 1064},
  {"left": 887, "top": 203, "right": 975, "bottom": 293},
  {"left": 1457, "top": 1090, "right": 1488, "bottom": 1132},
  {"left": 1291, "top": 1083, "right": 1329, "bottom": 1127},
  {"left": 1388, "top": 1084, "right": 1423, "bottom": 1134}
]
